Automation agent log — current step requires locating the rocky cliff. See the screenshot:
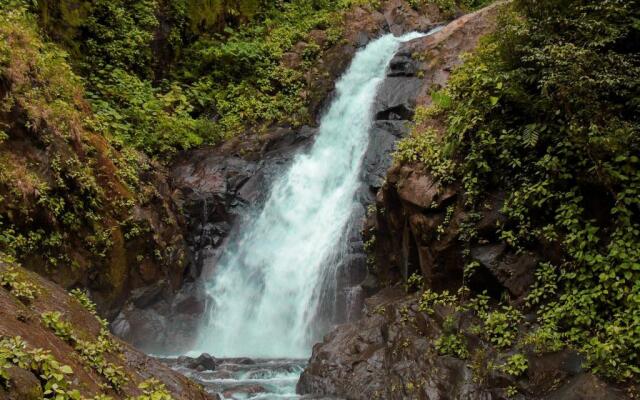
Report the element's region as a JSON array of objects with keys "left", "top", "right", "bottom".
[{"left": 297, "top": 3, "right": 637, "bottom": 399}]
